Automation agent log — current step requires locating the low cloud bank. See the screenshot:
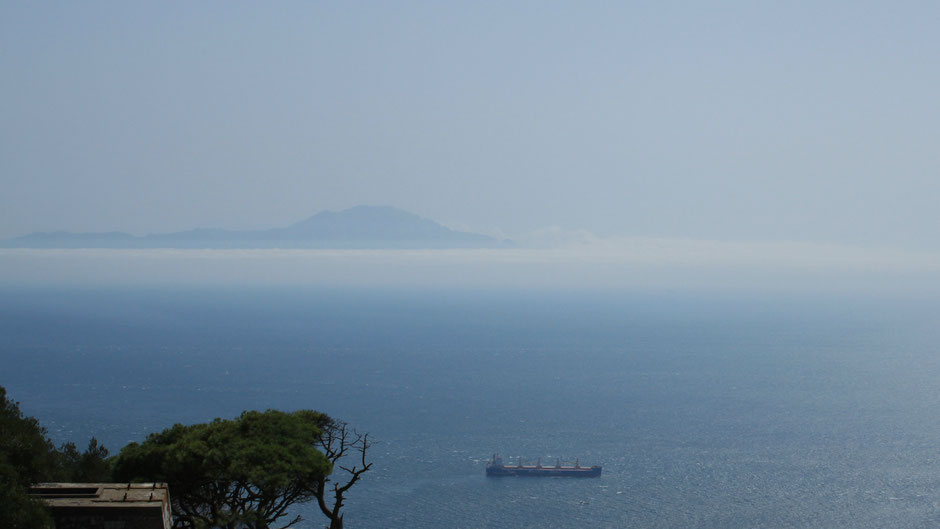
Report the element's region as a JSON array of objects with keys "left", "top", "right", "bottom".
[{"left": 1, "top": 236, "right": 938, "bottom": 293}]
